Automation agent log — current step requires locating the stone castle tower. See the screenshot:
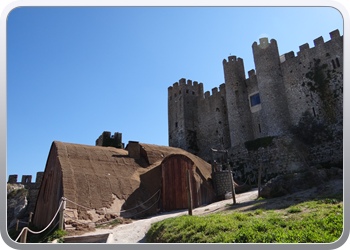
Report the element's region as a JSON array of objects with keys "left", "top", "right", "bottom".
[{"left": 168, "top": 30, "right": 343, "bottom": 161}]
